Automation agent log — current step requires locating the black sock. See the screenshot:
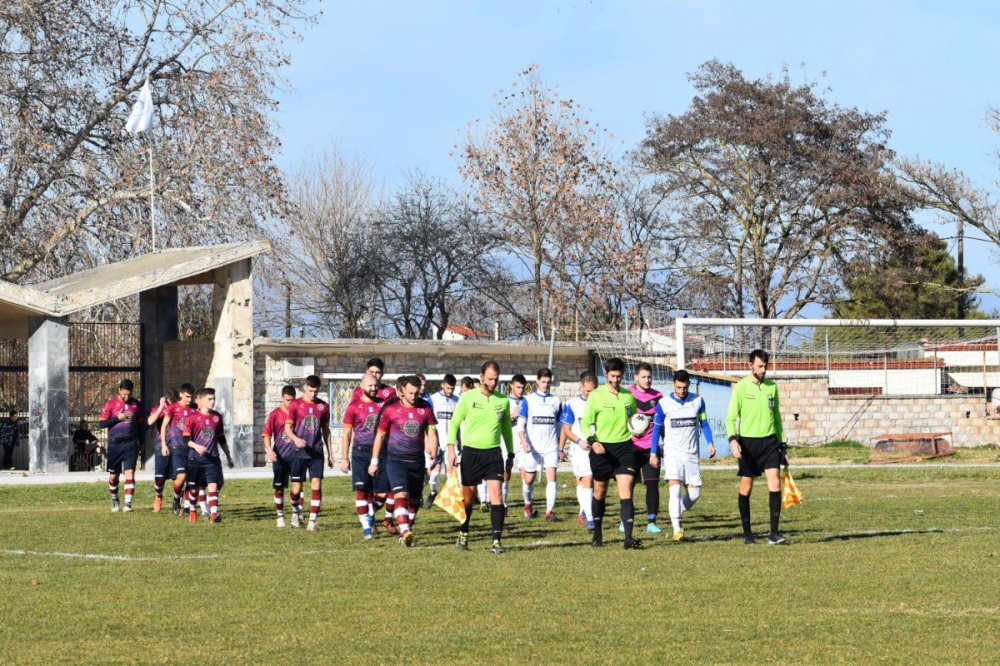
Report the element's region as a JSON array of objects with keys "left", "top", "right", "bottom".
[
  {"left": 489, "top": 503, "right": 504, "bottom": 541},
  {"left": 592, "top": 496, "right": 606, "bottom": 539},
  {"left": 645, "top": 480, "right": 659, "bottom": 520},
  {"left": 739, "top": 493, "right": 752, "bottom": 537},
  {"left": 460, "top": 504, "right": 472, "bottom": 534},
  {"left": 621, "top": 498, "right": 635, "bottom": 541},
  {"left": 769, "top": 491, "right": 782, "bottom": 535}
]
